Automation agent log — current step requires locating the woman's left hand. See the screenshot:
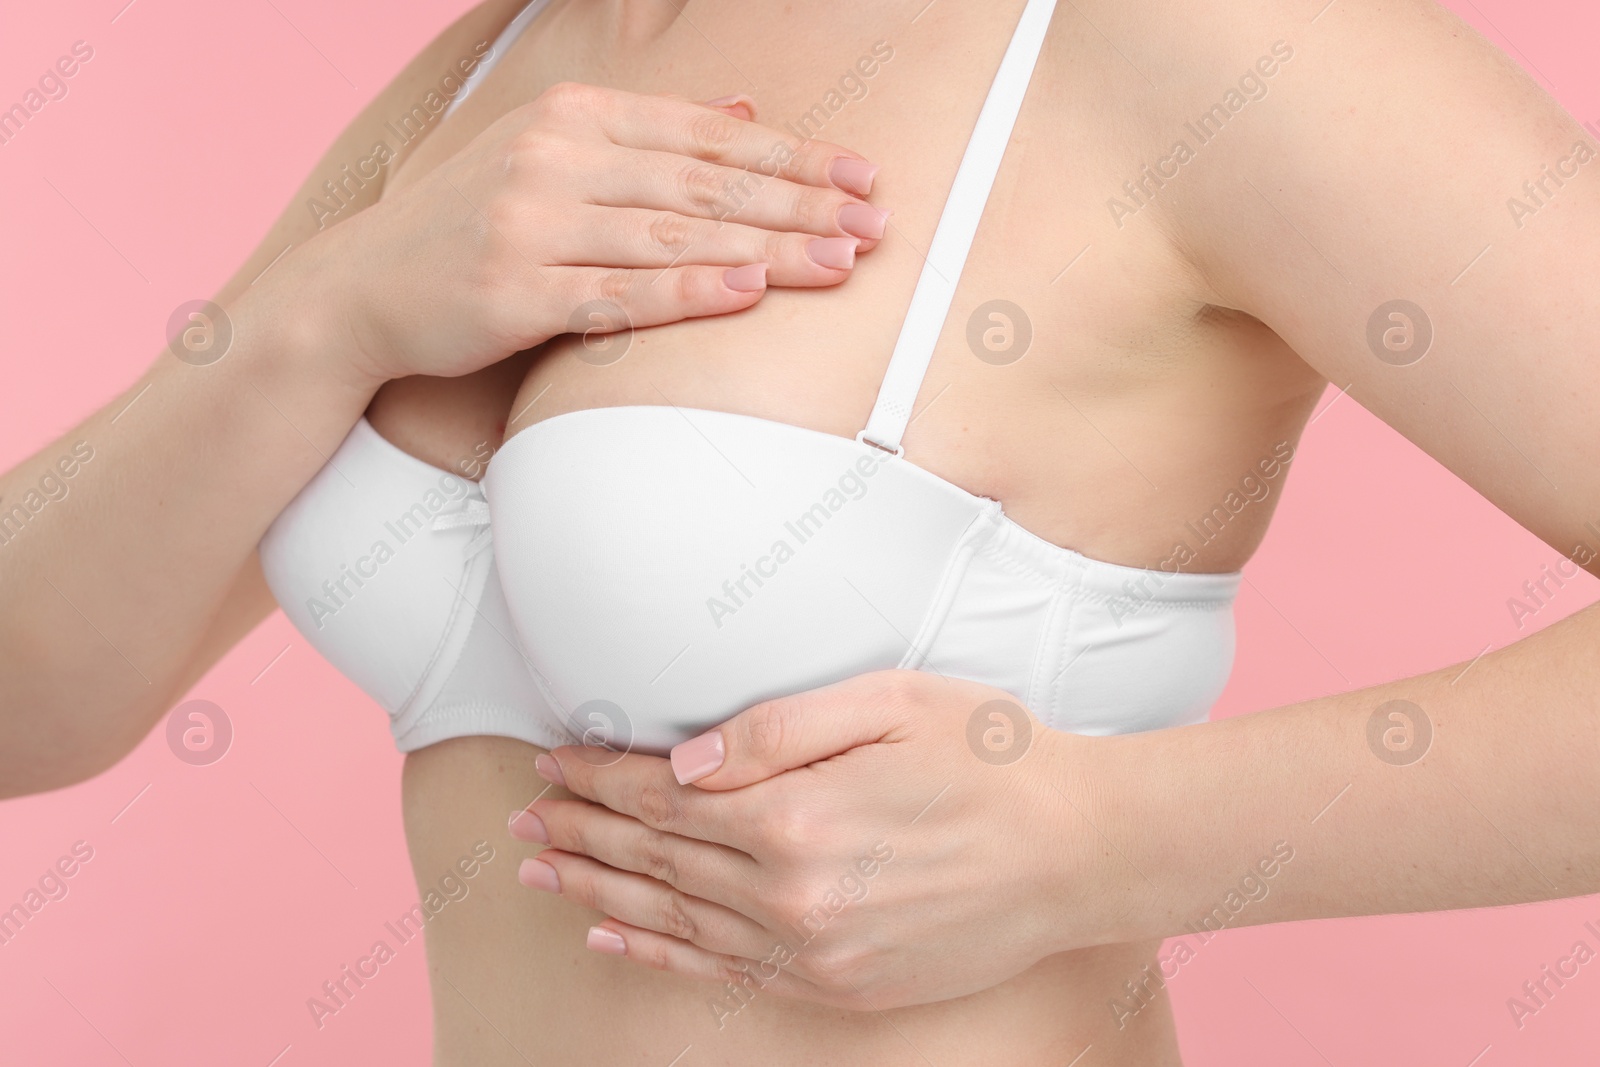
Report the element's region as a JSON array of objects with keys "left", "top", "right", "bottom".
[{"left": 509, "top": 671, "right": 1150, "bottom": 1010}]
